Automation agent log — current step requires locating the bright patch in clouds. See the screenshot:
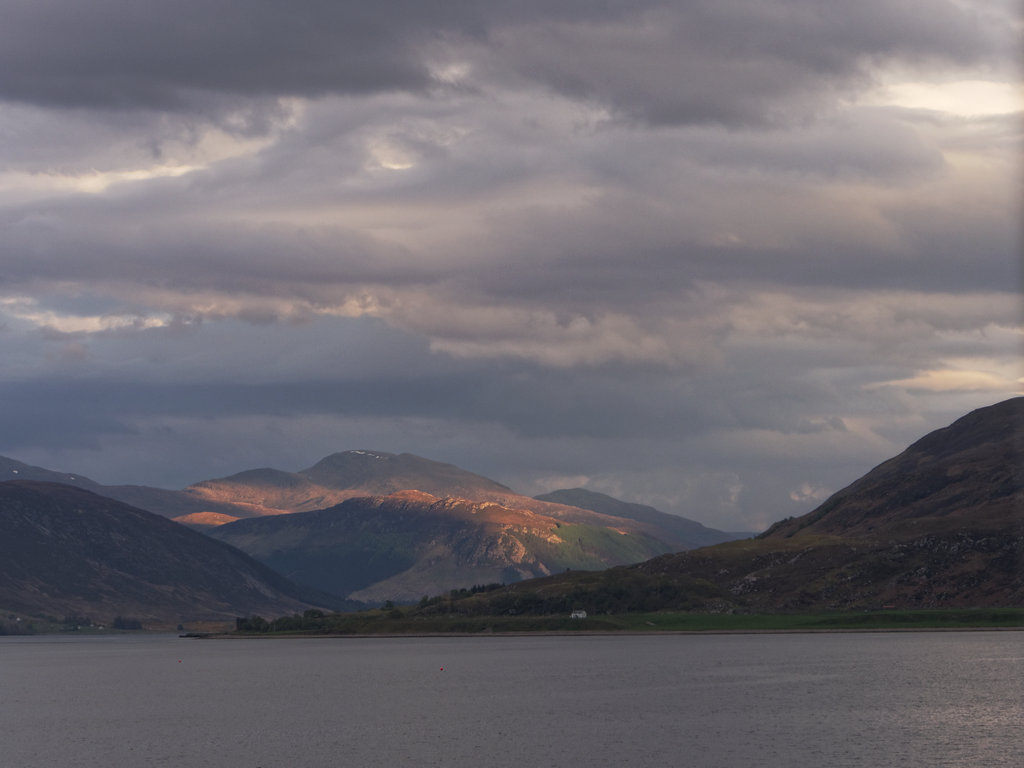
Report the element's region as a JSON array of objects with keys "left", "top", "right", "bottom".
[
  {"left": 2, "top": 297, "right": 171, "bottom": 334},
  {"left": 368, "top": 138, "right": 417, "bottom": 171},
  {"left": 0, "top": 166, "right": 196, "bottom": 201},
  {"left": 862, "top": 80, "right": 1022, "bottom": 115},
  {"left": 877, "top": 368, "right": 1020, "bottom": 393},
  {"left": 62, "top": 164, "right": 199, "bottom": 194}
]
